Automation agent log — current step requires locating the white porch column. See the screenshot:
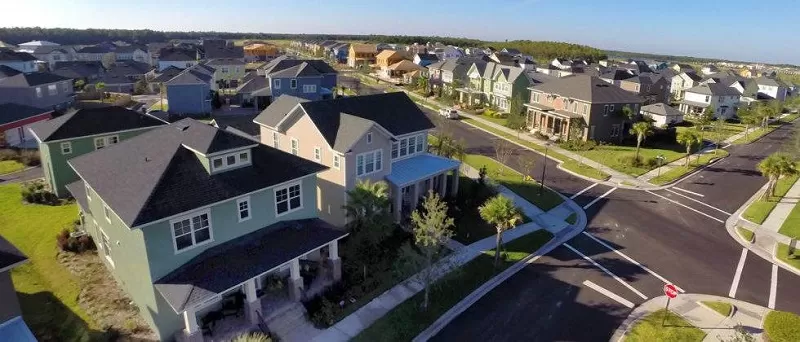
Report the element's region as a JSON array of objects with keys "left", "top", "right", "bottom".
[
  {"left": 450, "top": 170, "right": 459, "bottom": 197},
  {"left": 181, "top": 307, "right": 203, "bottom": 342},
  {"left": 288, "top": 258, "right": 304, "bottom": 301},
  {"left": 438, "top": 174, "right": 447, "bottom": 197},
  {"left": 244, "top": 279, "right": 260, "bottom": 325},
  {"left": 328, "top": 241, "right": 342, "bottom": 282},
  {"left": 411, "top": 182, "right": 421, "bottom": 210}
]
